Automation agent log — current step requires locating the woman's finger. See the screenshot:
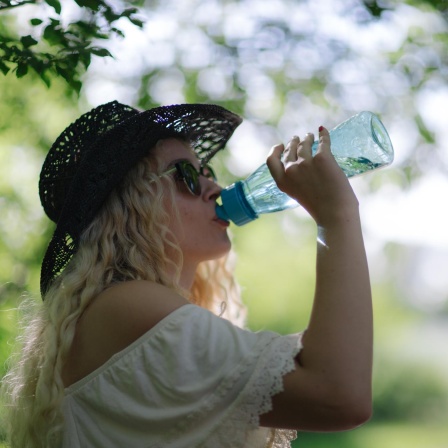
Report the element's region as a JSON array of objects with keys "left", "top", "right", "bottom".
[
  {"left": 297, "top": 132, "right": 314, "bottom": 160},
  {"left": 283, "top": 136, "right": 300, "bottom": 163},
  {"left": 315, "top": 126, "right": 331, "bottom": 155},
  {"left": 266, "top": 143, "right": 286, "bottom": 182}
]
